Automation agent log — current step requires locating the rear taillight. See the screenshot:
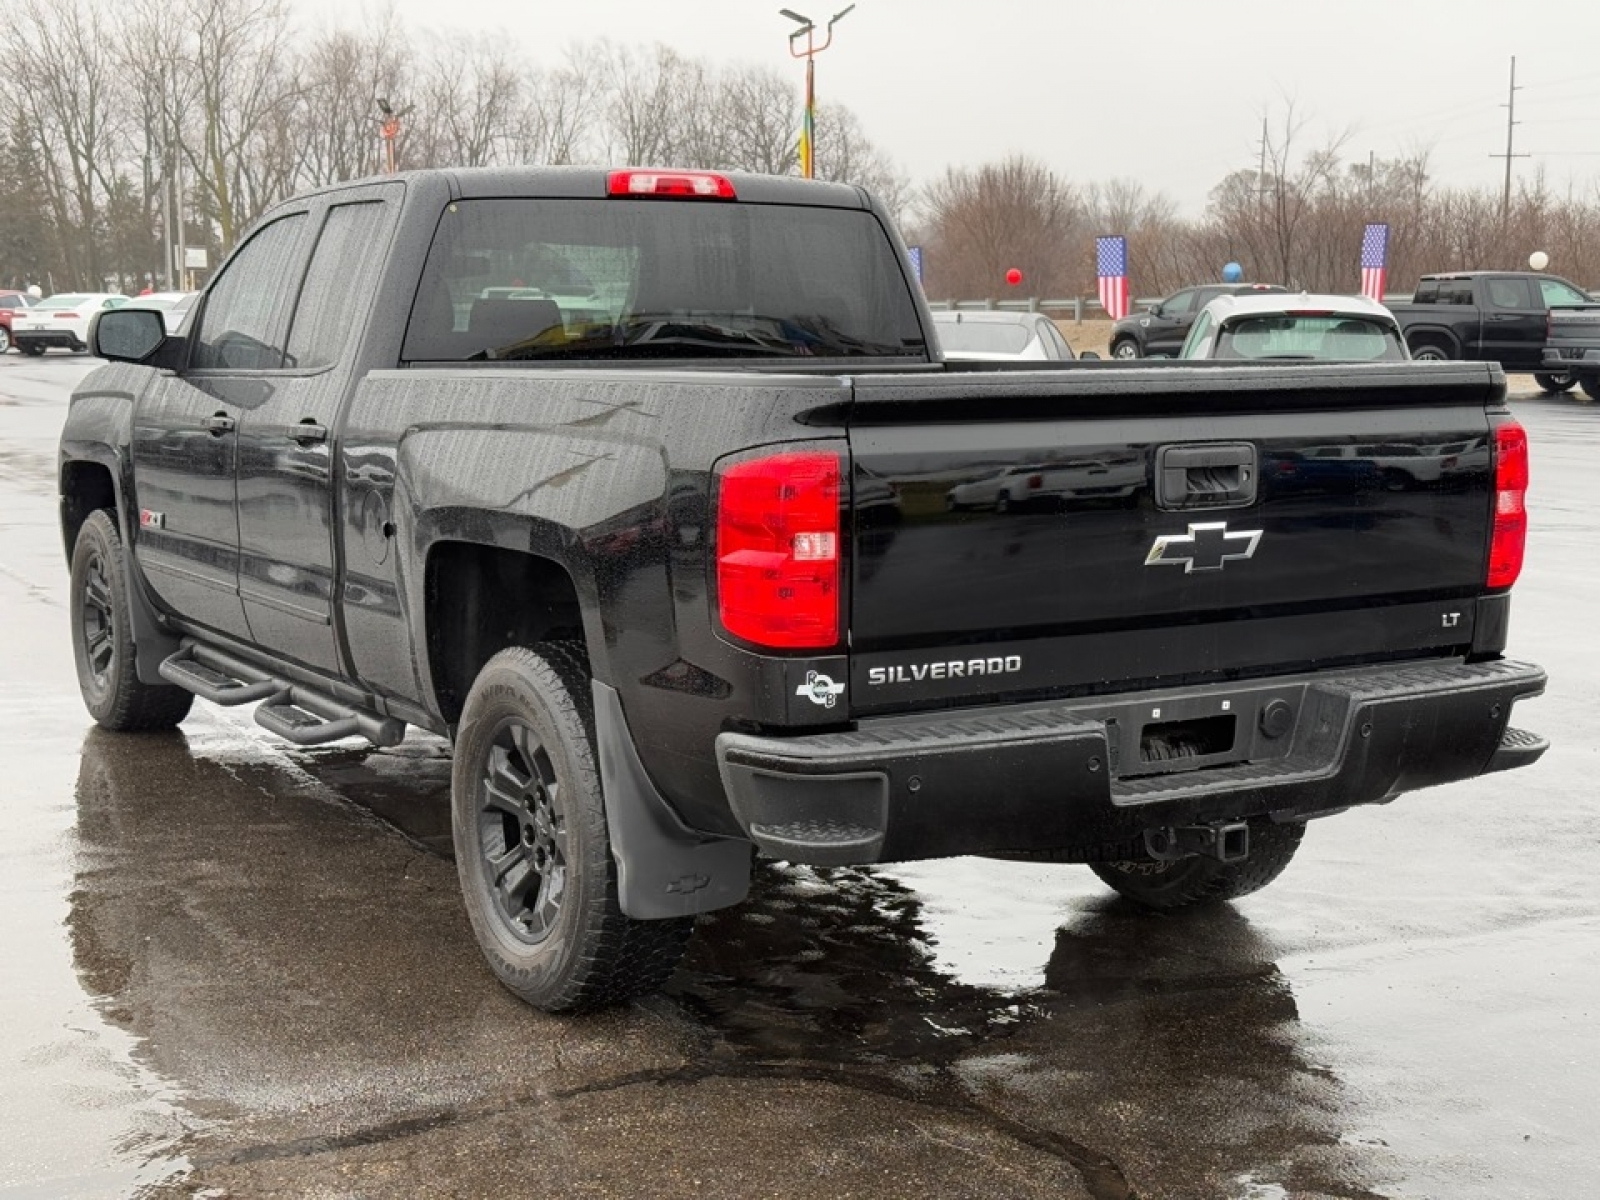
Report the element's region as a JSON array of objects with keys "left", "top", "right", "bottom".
[
  {"left": 716, "top": 451, "right": 841, "bottom": 649},
  {"left": 608, "top": 170, "right": 736, "bottom": 199},
  {"left": 1488, "top": 421, "right": 1528, "bottom": 589}
]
